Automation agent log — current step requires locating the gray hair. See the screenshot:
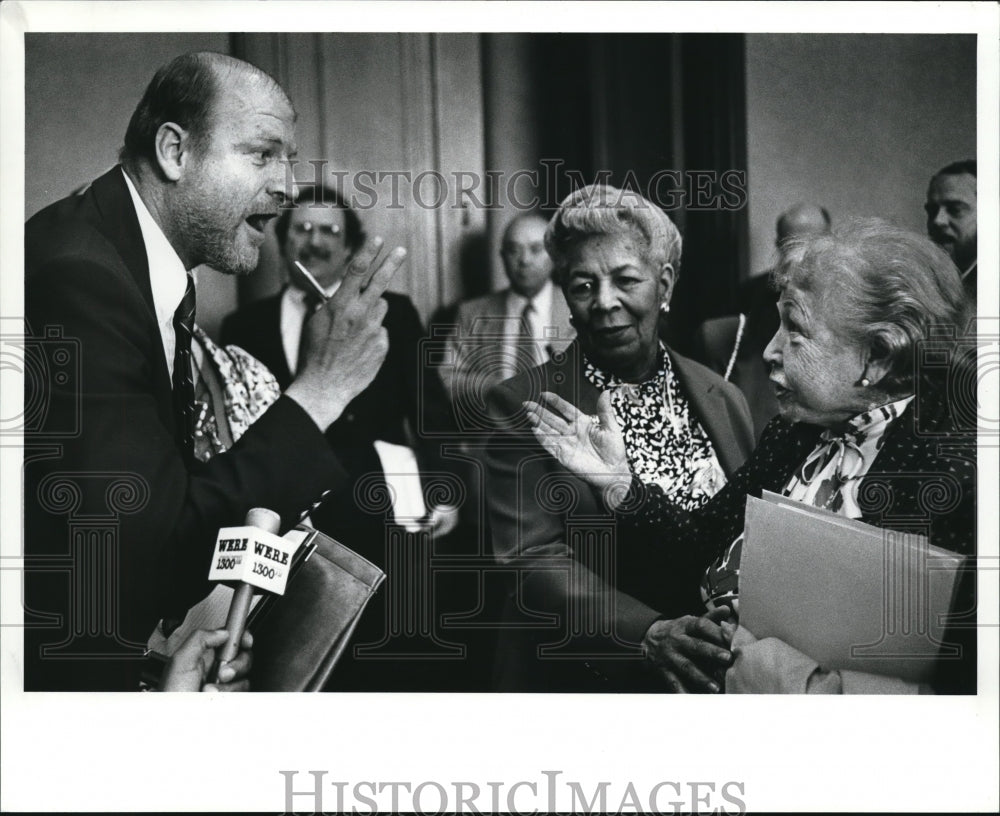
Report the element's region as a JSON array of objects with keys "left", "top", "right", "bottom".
[
  {"left": 544, "top": 184, "right": 683, "bottom": 284},
  {"left": 773, "top": 218, "right": 972, "bottom": 394}
]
